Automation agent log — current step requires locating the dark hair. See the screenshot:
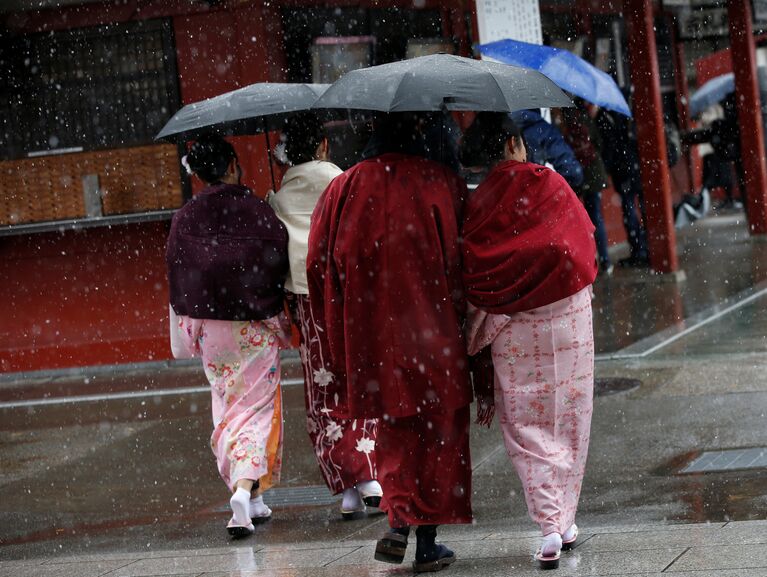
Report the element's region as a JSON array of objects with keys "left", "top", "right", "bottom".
[
  {"left": 372, "top": 112, "right": 423, "bottom": 150},
  {"left": 459, "top": 112, "right": 523, "bottom": 167},
  {"left": 282, "top": 112, "right": 327, "bottom": 165},
  {"left": 187, "top": 135, "right": 237, "bottom": 183}
]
